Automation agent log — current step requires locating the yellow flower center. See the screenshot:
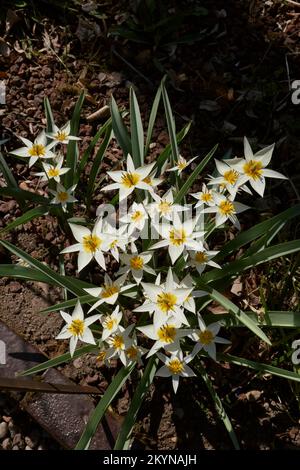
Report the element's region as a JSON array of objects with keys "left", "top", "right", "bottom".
[
  {"left": 131, "top": 210, "right": 143, "bottom": 222},
  {"left": 112, "top": 334, "right": 124, "bottom": 350},
  {"left": 169, "top": 228, "right": 187, "bottom": 246},
  {"left": 126, "top": 346, "right": 138, "bottom": 360},
  {"left": 143, "top": 176, "right": 152, "bottom": 185},
  {"left": 55, "top": 131, "right": 68, "bottom": 142},
  {"left": 28, "top": 144, "right": 46, "bottom": 157},
  {"left": 82, "top": 234, "right": 102, "bottom": 253},
  {"left": 101, "top": 285, "right": 119, "bottom": 298},
  {"left": 130, "top": 255, "right": 144, "bottom": 270},
  {"left": 157, "top": 292, "right": 177, "bottom": 313},
  {"left": 177, "top": 159, "right": 187, "bottom": 171},
  {"left": 218, "top": 200, "right": 234, "bottom": 216},
  {"left": 110, "top": 239, "right": 118, "bottom": 249},
  {"left": 223, "top": 169, "right": 239, "bottom": 185},
  {"left": 167, "top": 358, "right": 184, "bottom": 375},
  {"left": 159, "top": 201, "right": 172, "bottom": 214},
  {"left": 195, "top": 251, "right": 208, "bottom": 264},
  {"left": 243, "top": 160, "right": 263, "bottom": 180},
  {"left": 57, "top": 191, "right": 69, "bottom": 203},
  {"left": 48, "top": 167, "right": 60, "bottom": 178},
  {"left": 121, "top": 172, "right": 140, "bottom": 188},
  {"left": 103, "top": 317, "right": 116, "bottom": 330},
  {"left": 68, "top": 318, "right": 84, "bottom": 336},
  {"left": 97, "top": 350, "right": 107, "bottom": 362},
  {"left": 199, "top": 329, "right": 214, "bottom": 345},
  {"left": 201, "top": 192, "right": 213, "bottom": 203},
  {"left": 157, "top": 324, "right": 177, "bottom": 343}
]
